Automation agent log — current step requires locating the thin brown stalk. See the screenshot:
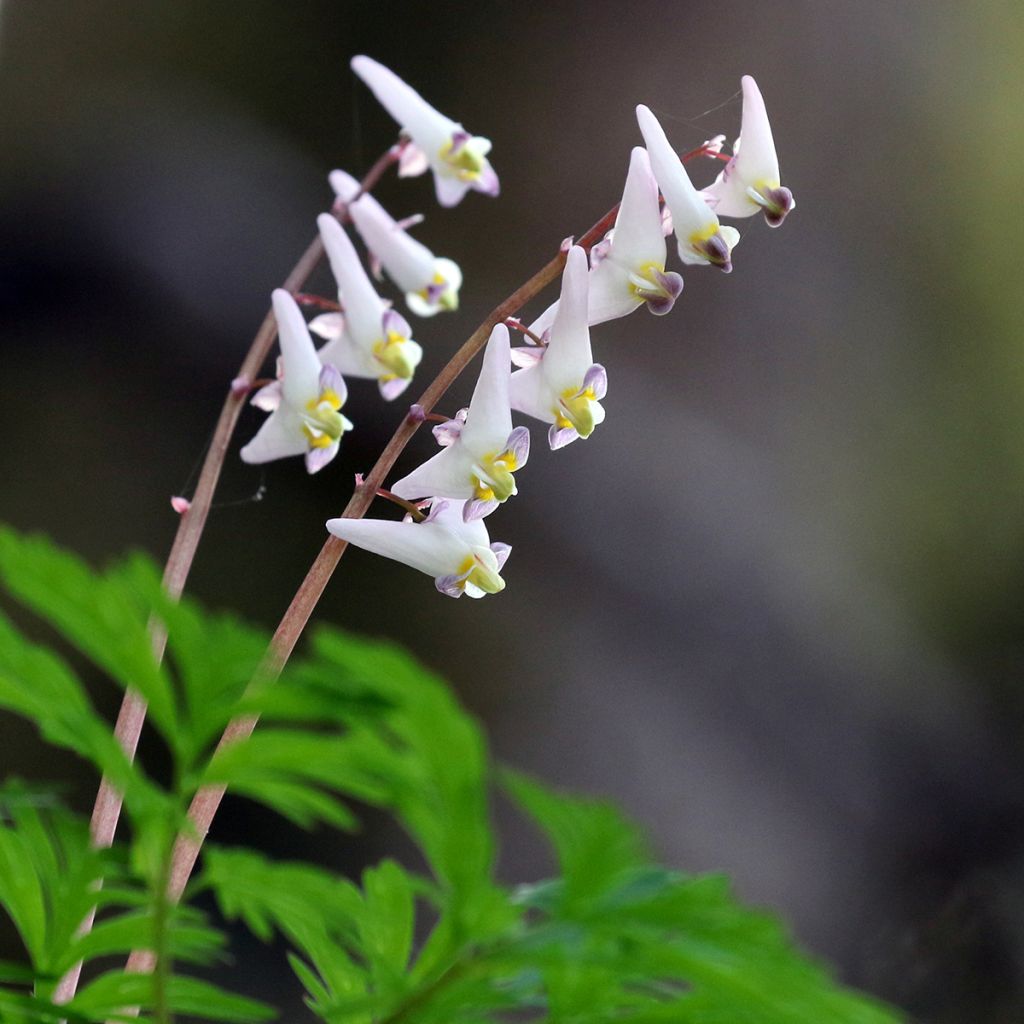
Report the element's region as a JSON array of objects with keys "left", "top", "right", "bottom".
[
  {"left": 129, "top": 203, "right": 623, "bottom": 955},
  {"left": 54, "top": 144, "right": 404, "bottom": 1009}
]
